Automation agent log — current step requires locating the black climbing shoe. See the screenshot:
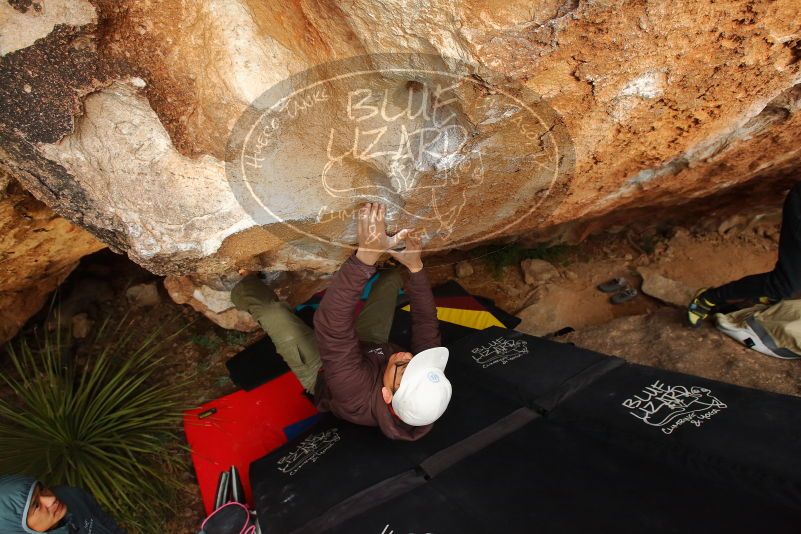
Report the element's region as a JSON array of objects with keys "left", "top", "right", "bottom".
[
  {"left": 688, "top": 289, "right": 717, "bottom": 328},
  {"left": 610, "top": 287, "right": 638, "bottom": 304},
  {"left": 598, "top": 277, "right": 629, "bottom": 293}
]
